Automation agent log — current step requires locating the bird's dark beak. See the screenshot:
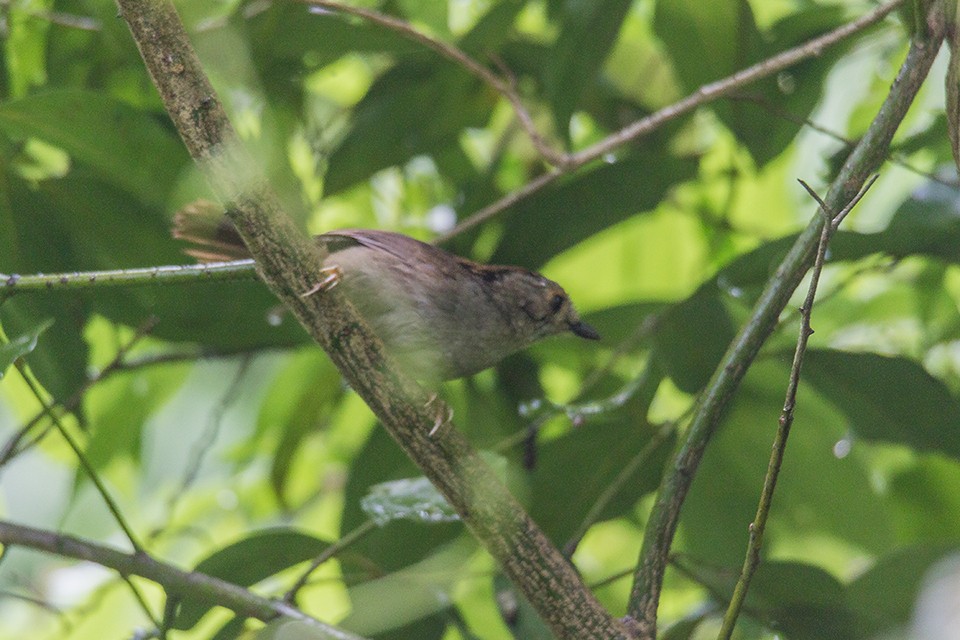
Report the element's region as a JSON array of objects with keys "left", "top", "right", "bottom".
[{"left": 569, "top": 320, "right": 600, "bottom": 340}]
